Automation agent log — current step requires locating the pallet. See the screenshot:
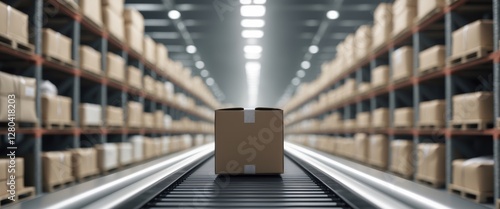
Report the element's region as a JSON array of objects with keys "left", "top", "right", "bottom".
[
  {"left": 44, "top": 178, "right": 75, "bottom": 192},
  {"left": 0, "top": 32, "right": 34, "bottom": 54},
  {"left": 393, "top": 126, "right": 412, "bottom": 130},
  {"left": 419, "top": 65, "right": 443, "bottom": 76},
  {"left": 418, "top": 124, "right": 444, "bottom": 130},
  {"left": 75, "top": 173, "right": 100, "bottom": 183},
  {"left": 0, "top": 187, "right": 35, "bottom": 207},
  {"left": 43, "top": 55, "right": 75, "bottom": 68},
  {"left": 448, "top": 184, "right": 494, "bottom": 203},
  {"left": 416, "top": 7, "right": 442, "bottom": 24},
  {"left": 451, "top": 120, "right": 493, "bottom": 130},
  {"left": 448, "top": 46, "right": 493, "bottom": 67},
  {"left": 80, "top": 68, "right": 103, "bottom": 78},
  {"left": 82, "top": 16, "right": 103, "bottom": 30},
  {"left": 392, "top": 76, "right": 411, "bottom": 84},
  {"left": 392, "top": 28, "right": 411, "bottom": 40},
  {"left": 43, "top": 121, "right": 74, "bottom": 130},
  {"left": 416, "top": 178, "right": 444, "bottom": 188},
  {"left": 80, "top": 124, "right": 103, "bottom": 130}
]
